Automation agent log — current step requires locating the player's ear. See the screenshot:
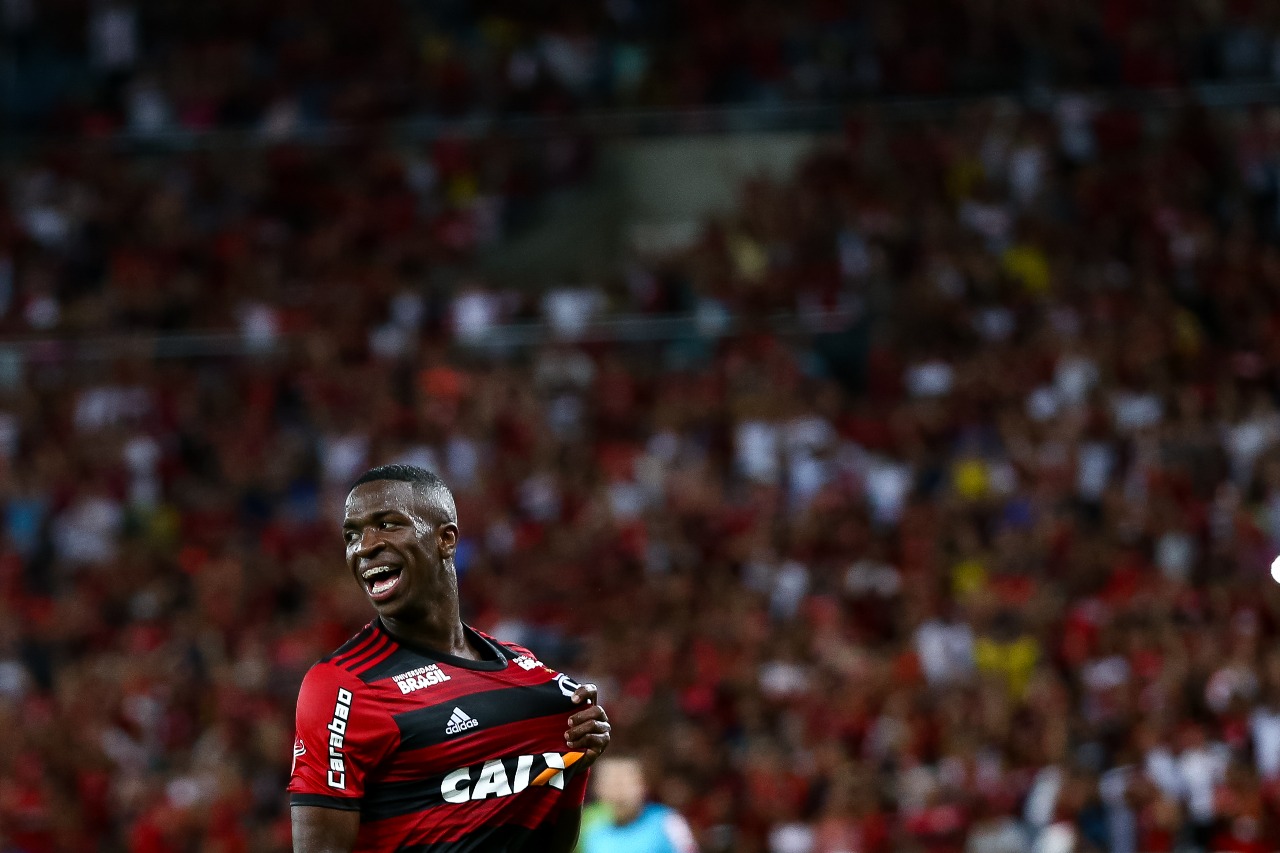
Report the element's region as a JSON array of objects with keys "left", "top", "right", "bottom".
[{"left": 437, "top": 522, "right": 458, "bottom": 559}]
